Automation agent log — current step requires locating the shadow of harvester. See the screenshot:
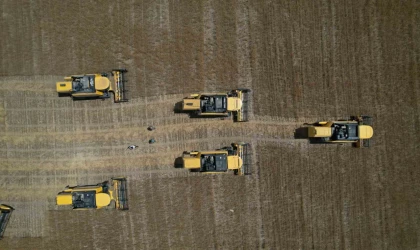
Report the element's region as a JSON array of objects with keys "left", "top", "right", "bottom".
[
  {"left": 173, "top": 101, "right": 184, "bottom": 113},
  {"left": 294, "top": 127, "right": 308, "bottom": 139},
  {"left": 174, "top": 157, "right": 184, "bottom": 168}
]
